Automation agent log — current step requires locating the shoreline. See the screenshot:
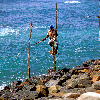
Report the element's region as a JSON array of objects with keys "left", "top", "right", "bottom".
[{"left": 0, "top": 59, "right": 100, "bottom": 99}]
